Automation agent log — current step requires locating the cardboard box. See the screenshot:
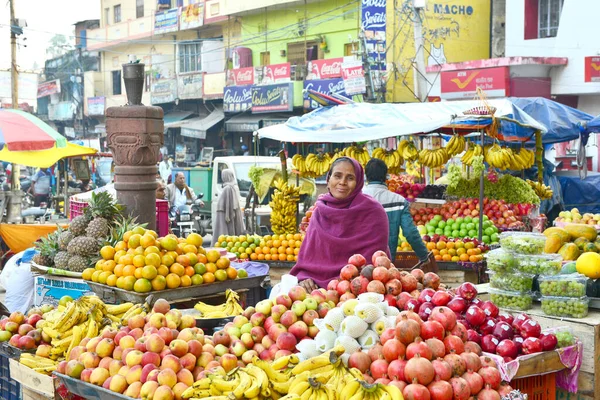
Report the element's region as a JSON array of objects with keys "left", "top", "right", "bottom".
[{"left": 33, "top": 275, "right": 94, "bottom": 307}]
